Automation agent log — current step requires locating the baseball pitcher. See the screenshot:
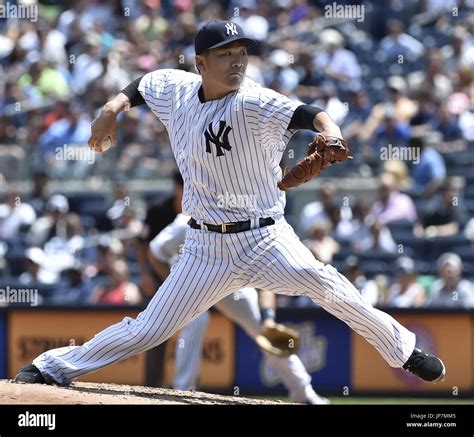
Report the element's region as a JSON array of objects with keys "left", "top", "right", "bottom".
[{"left": 16, "top": 21, "right": 445, "bottom": 389}]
